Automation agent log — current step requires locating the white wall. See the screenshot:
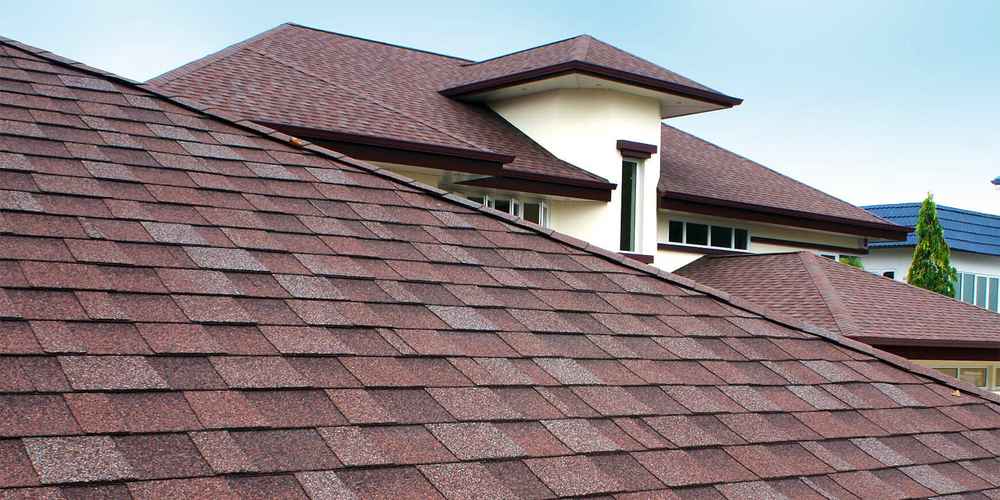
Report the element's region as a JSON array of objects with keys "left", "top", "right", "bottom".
[
  {"left": 862, "top": 247, "right": 1000, "bottom": 281},
  {"left": 489, "top": 88, "right": 662, "bottom": 256}
]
